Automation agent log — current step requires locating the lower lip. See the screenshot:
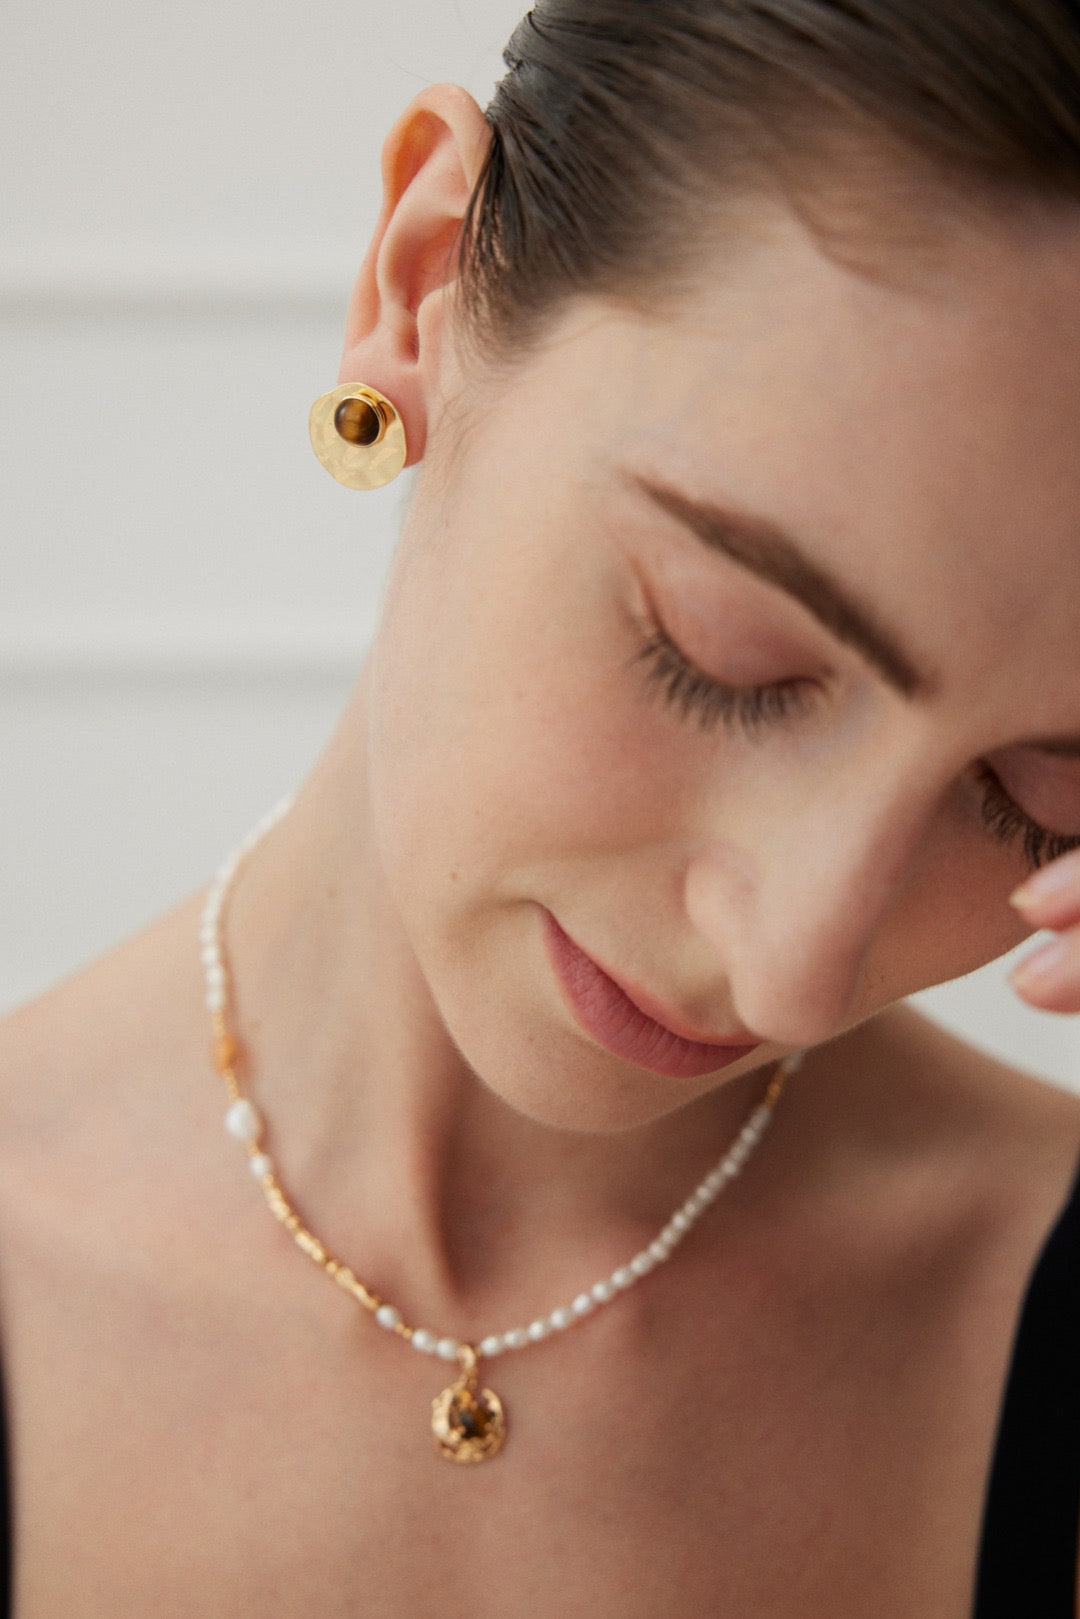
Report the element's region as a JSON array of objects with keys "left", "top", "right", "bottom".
[{"left": 541, "top": 910, "right": 759, "bottom": 1080}]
